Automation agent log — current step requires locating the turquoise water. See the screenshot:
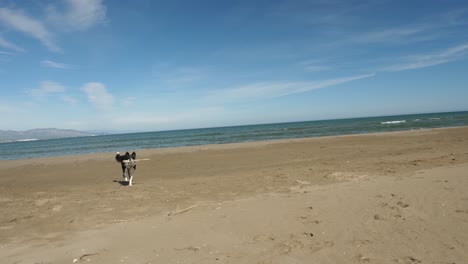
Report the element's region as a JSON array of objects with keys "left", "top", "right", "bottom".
[{"left": 2, "top": 111, "right": 468, "bottom": 160}]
